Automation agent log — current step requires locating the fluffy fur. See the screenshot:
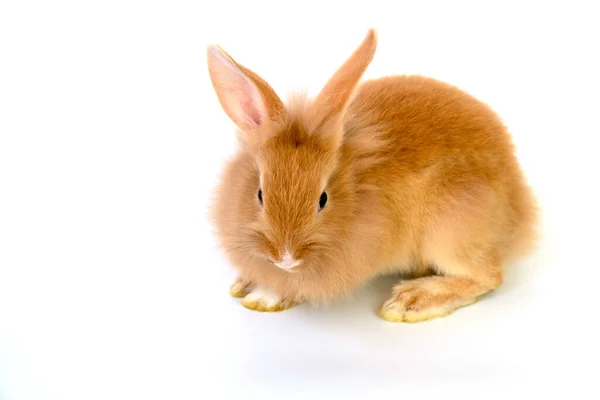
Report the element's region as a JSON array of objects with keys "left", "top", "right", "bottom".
[{"left": 207, "top": 29, "right": 537, "bottom": 322}]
